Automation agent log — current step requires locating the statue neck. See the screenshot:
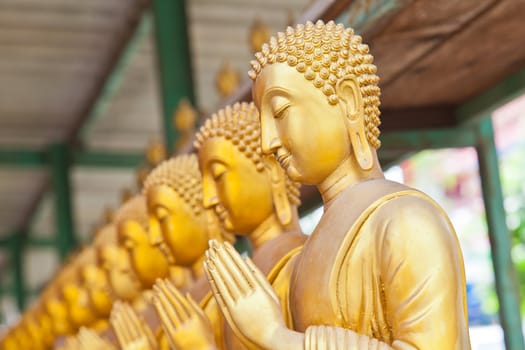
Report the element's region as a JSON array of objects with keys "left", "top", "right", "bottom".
[
  {"left": 318, "top": 153, "right": 384, "bottom": 208},
  {"left": 249, "top": 213, "right": 284, "bottom": 250},
  {"left": 191, "top": 254, "right": 205, "bottom": 278}
]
